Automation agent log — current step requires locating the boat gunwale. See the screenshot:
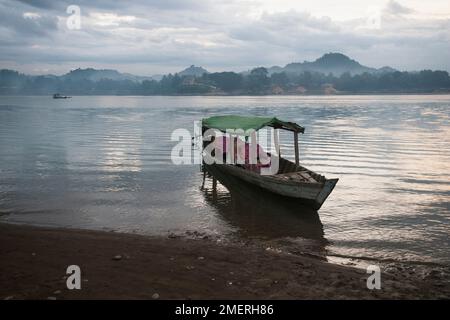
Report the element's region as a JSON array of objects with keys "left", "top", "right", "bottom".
[{"left": 209, "top": 163, "right": 326, "bottom": 188}]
